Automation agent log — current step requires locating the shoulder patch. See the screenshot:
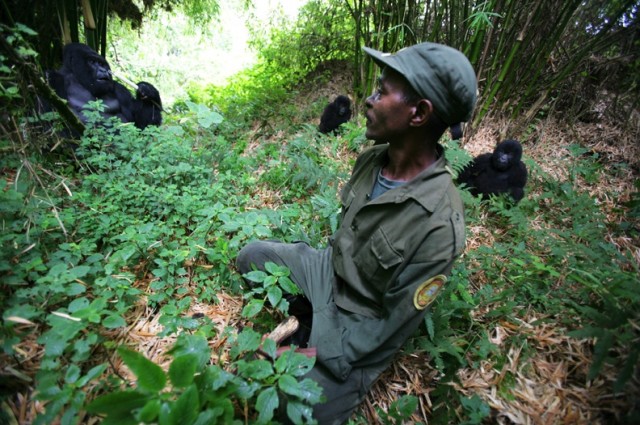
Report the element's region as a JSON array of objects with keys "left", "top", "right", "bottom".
[{"left": 413, "top": 275, "right": 447, "bottom": 310}]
